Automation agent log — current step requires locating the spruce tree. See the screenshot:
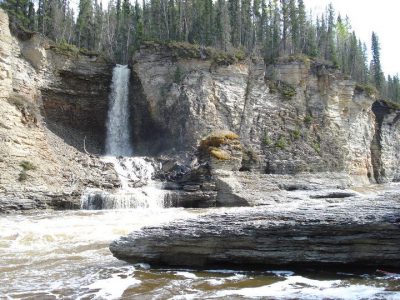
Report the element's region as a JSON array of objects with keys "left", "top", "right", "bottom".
[{"left": 371, "top": 31, "right": 383, "bottom": 91}]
